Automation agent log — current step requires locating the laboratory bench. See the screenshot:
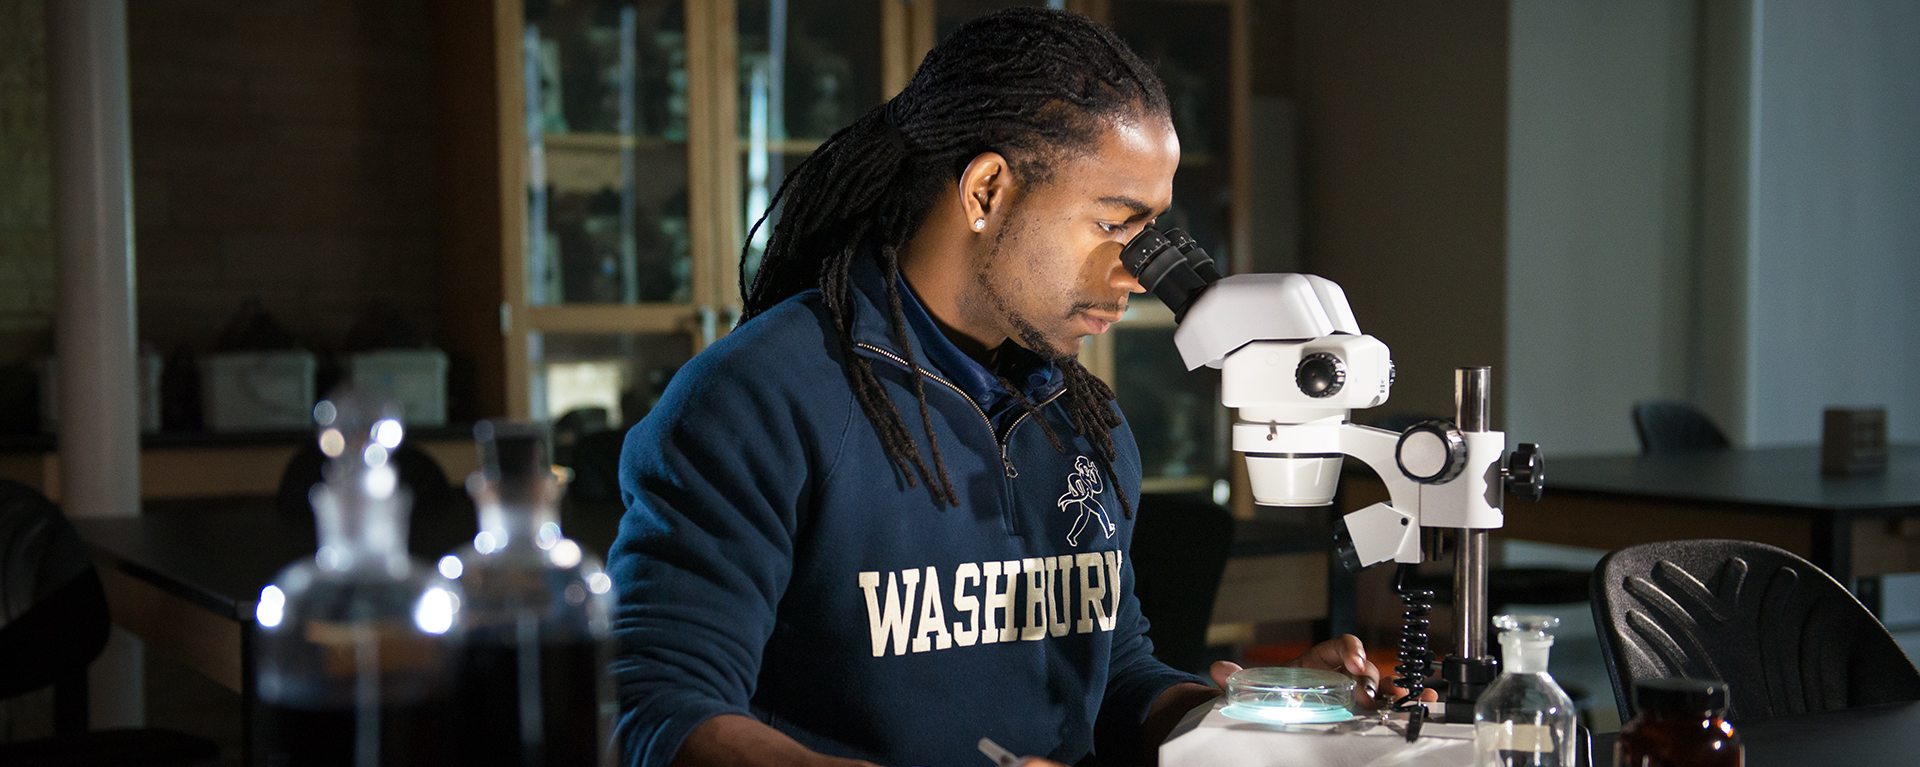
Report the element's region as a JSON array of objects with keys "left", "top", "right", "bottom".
[{"left": 0, "top": 425, "right": 481, "bottom": 503}]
